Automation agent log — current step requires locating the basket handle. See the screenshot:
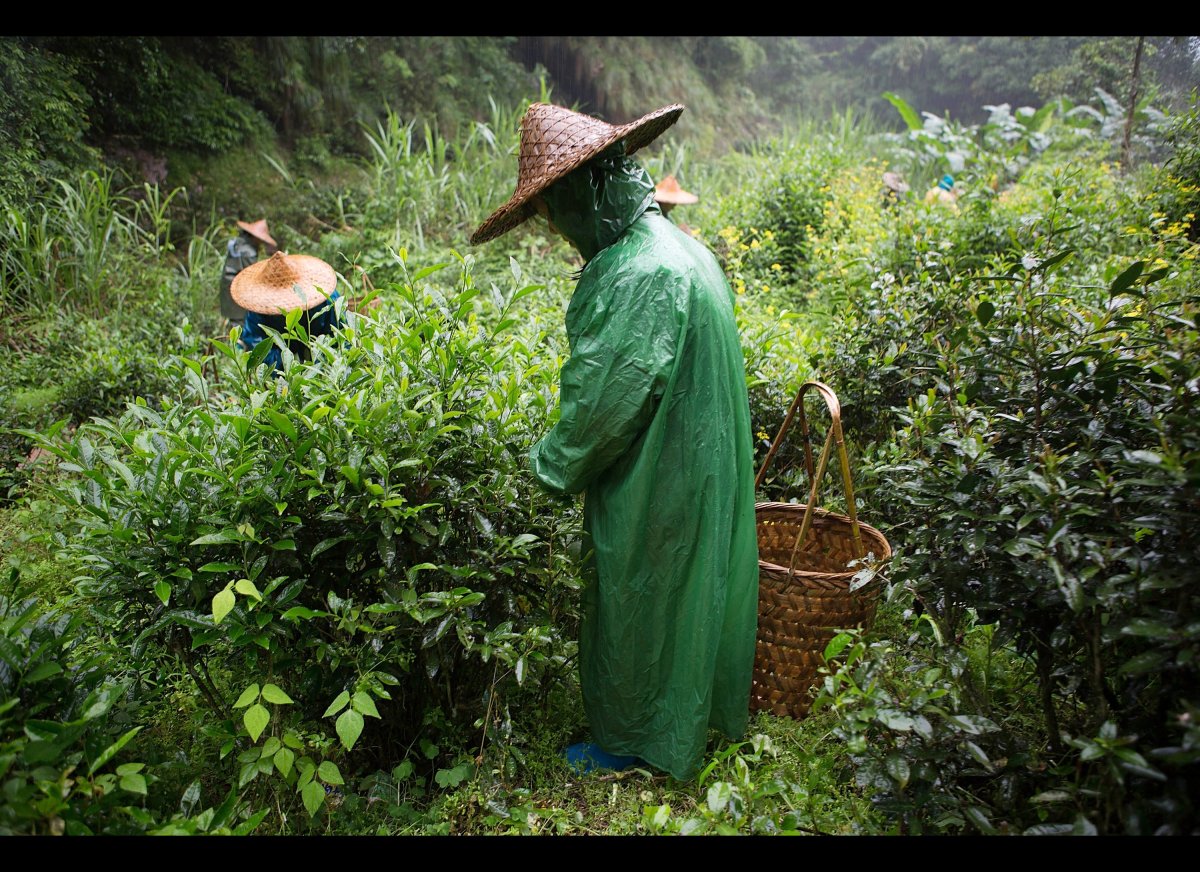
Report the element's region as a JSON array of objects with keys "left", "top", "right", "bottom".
[{"left": 754, "top": 380, "right": 865, "bottom": 573}]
